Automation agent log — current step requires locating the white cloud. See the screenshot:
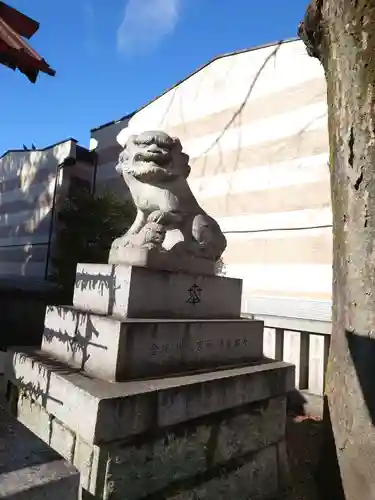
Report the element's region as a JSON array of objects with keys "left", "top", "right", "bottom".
[
  {"left": 117, "top": 0, "right": 181, "bottom": 56},
  {"left": 83, "top": 0, "right": 96, "bottom": 55}
]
